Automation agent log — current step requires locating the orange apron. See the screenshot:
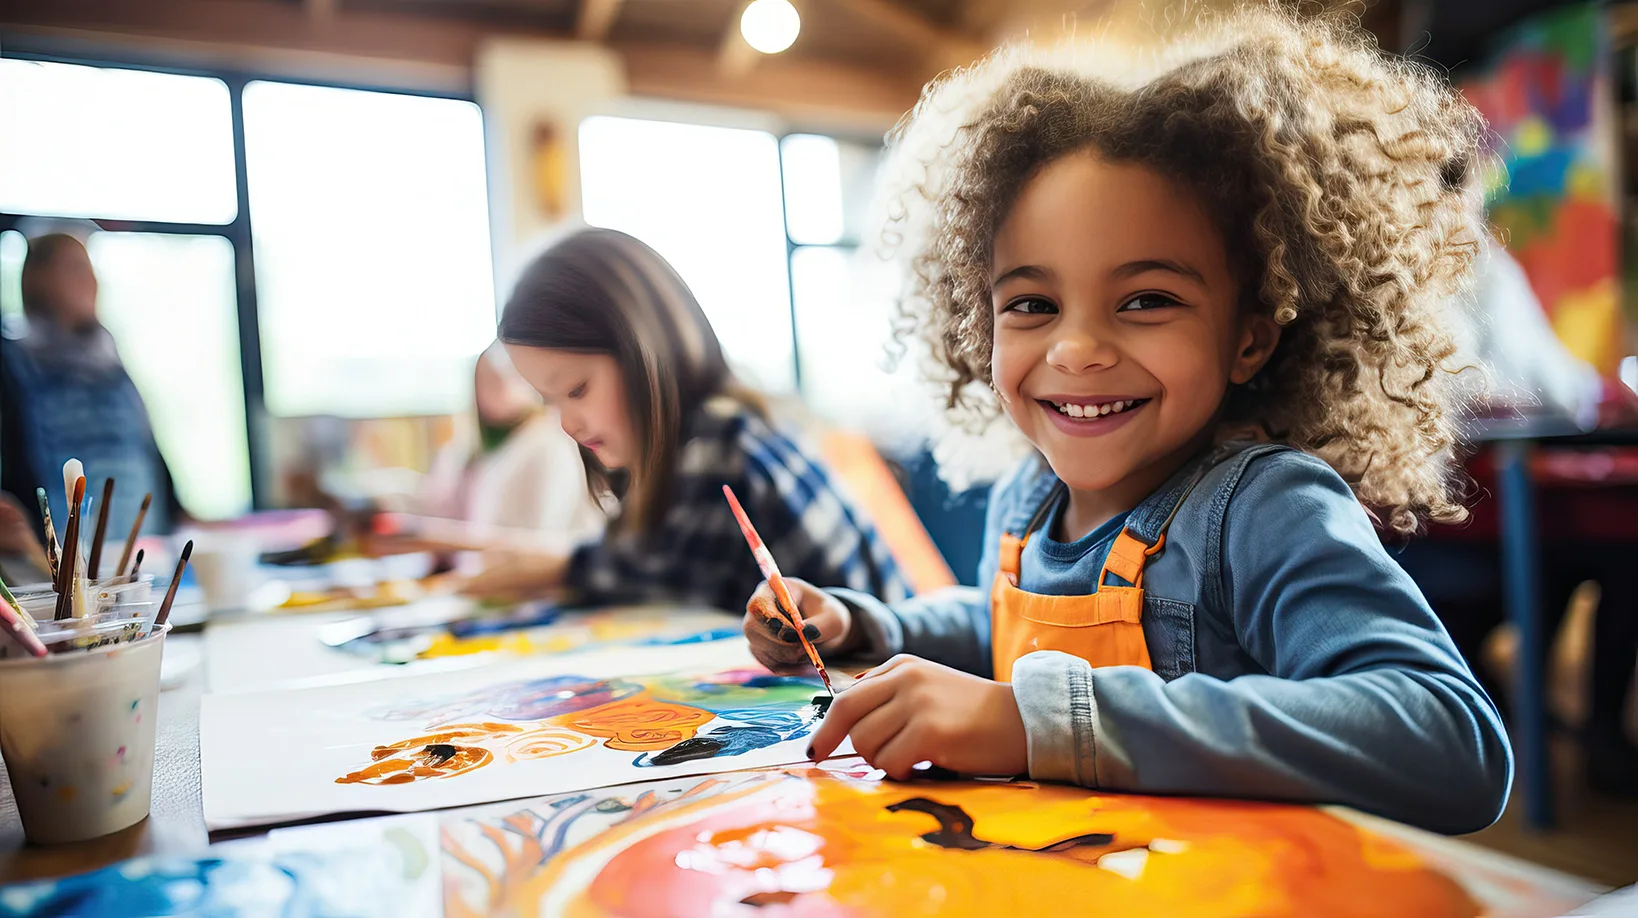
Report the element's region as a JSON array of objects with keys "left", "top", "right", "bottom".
[{"left": 989, "top": 463, "right": 1214, "bottom": 682}]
